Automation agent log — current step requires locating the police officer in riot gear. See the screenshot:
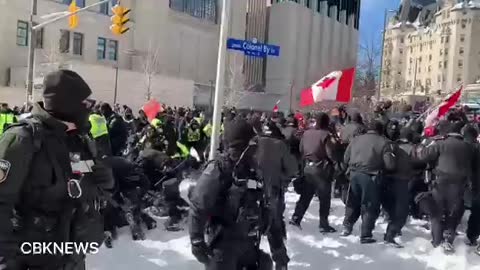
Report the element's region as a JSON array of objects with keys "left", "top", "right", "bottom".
[
  {"left": 188, "top": 118, "right": 273, "bottom": 270},
  {"left": 290, "top": 113, "right": 337, "bottom": 233},
  {"left": 383, "top": 127, "right": 422, "bottom": 248},
  {"left": 89, "top": 104, "right": 112, "bottom": 157},
  {"left": 416, "top": 122, "right": 477, "bottom": 253},
  {"left": 0, "top": 70, "right": 114, "bottom": 270},
  {"left": 462, "top": 124, "right": 480, "bottom": 249},
  {"left": 342, "top": 120, "right": 396, "bottom": 243},
  {"left": 255, "top": 120, "right": 296, "bottom": 269}
]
